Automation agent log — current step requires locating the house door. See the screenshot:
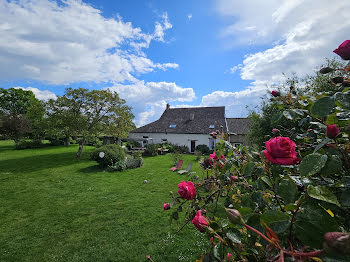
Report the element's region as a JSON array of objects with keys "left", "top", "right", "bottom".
[{"left": 190, "top": 140, "right": 196, "bottom": 153}]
